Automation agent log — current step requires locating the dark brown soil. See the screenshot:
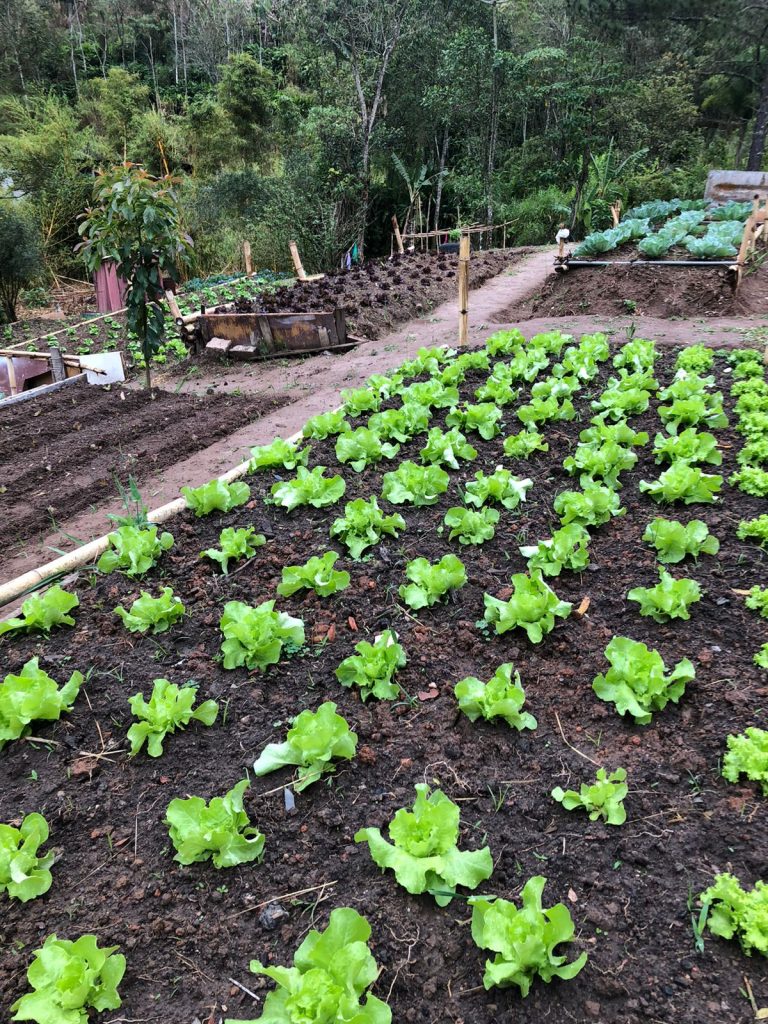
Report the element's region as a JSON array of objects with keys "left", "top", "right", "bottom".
[
  {"left": 496, "top": 260, "right": 768, "bottom": 322},
  {"left": 1, "top": 348, "right": 766, "bottom": 1024},
  {"left": 227, "top": 249, "right": 529, "bottom": 341},
  {"left": 0, "top": 381, "right": 288, "bottom": 553}
]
